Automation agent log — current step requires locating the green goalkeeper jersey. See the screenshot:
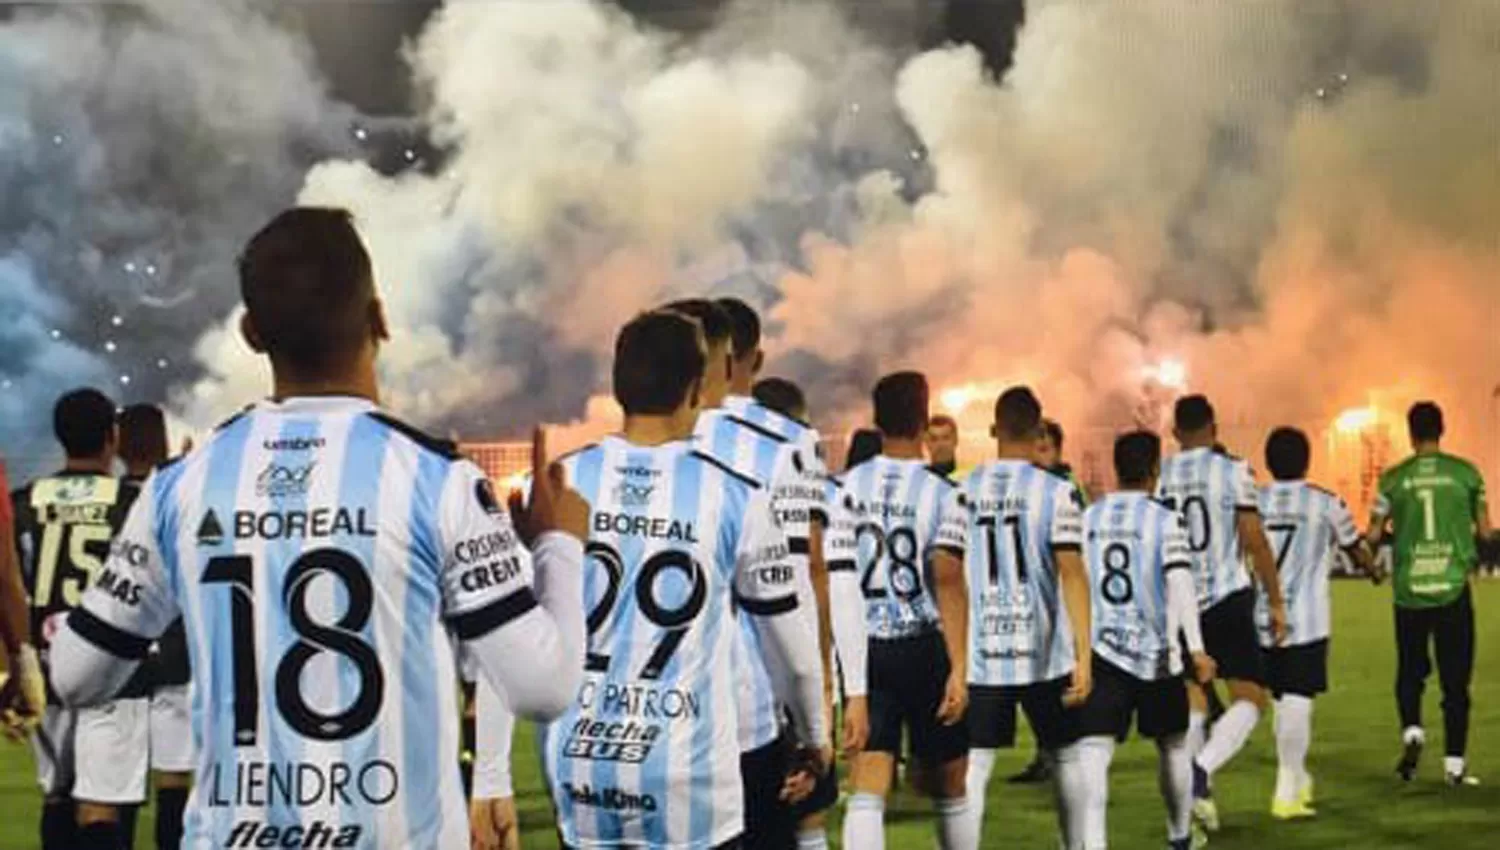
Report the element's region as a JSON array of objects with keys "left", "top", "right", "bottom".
[{"left": 1374, "top": 452, "right": 1487, "bottom": 608}]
